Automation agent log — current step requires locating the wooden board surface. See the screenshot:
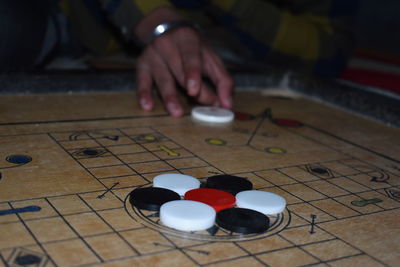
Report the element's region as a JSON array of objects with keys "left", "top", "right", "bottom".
[{"left": 0, "top": 91, "right": 399, "bottom": 267}]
